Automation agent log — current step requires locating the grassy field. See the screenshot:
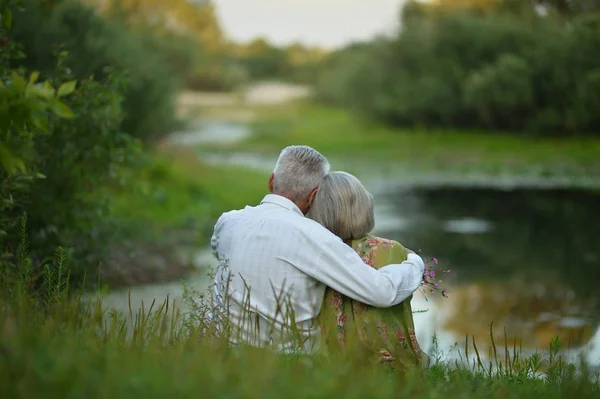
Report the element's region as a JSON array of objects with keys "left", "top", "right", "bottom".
[
  {"left": 3, "top": 100, "right": 600, "bottom": 397},
  {"left": 104, "top": 143, "right": 267, "bottom": 243},
  {"left": 1, "top": 260, "right": 598, "bottom": 398},
  {"left": 94, "top": 141, "right": 267, "bottom": 287},
  {"left": 198, "top": 102, "right": 600, "bottom": 182}
]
